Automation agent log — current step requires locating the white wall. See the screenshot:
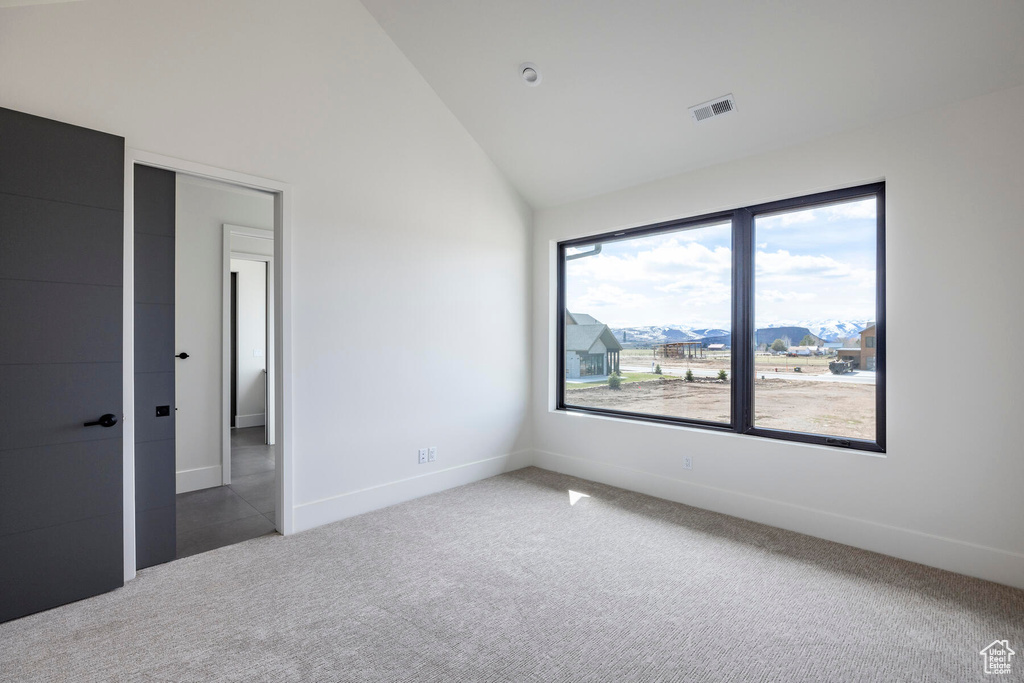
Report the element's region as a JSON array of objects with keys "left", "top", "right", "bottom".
[
  {"left": 14, "top": 0, "right": 1014, "bottom": 592},
  {"left": 533, "top": 84, "right": 1024, "bottom": 588},
  {"left": 0, "top": 0, "right": 532, "bottom": 544},
  {"left": 175, "top": 176, "right": 273, "bottom": 492},
  {"left": 231, "top": 258, "right": 267, "bottom": 428},
  {"left": 232, "top": 233, "right": 274, "bottom": 259}
]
